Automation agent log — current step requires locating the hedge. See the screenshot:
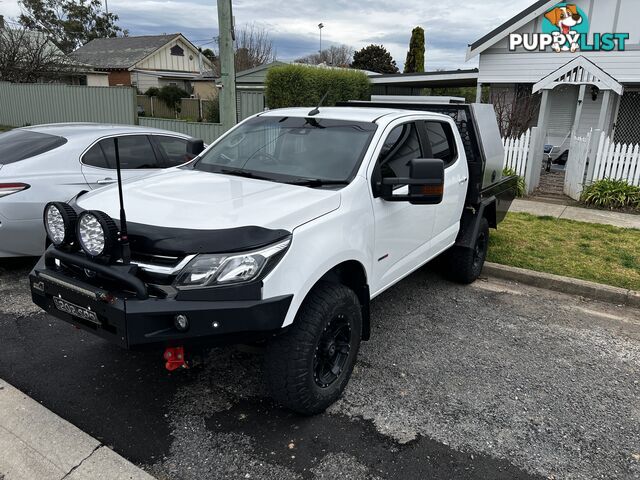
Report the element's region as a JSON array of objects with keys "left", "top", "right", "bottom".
[{"left": 265, "top": 64, "right": 370, "bottom": 109}]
